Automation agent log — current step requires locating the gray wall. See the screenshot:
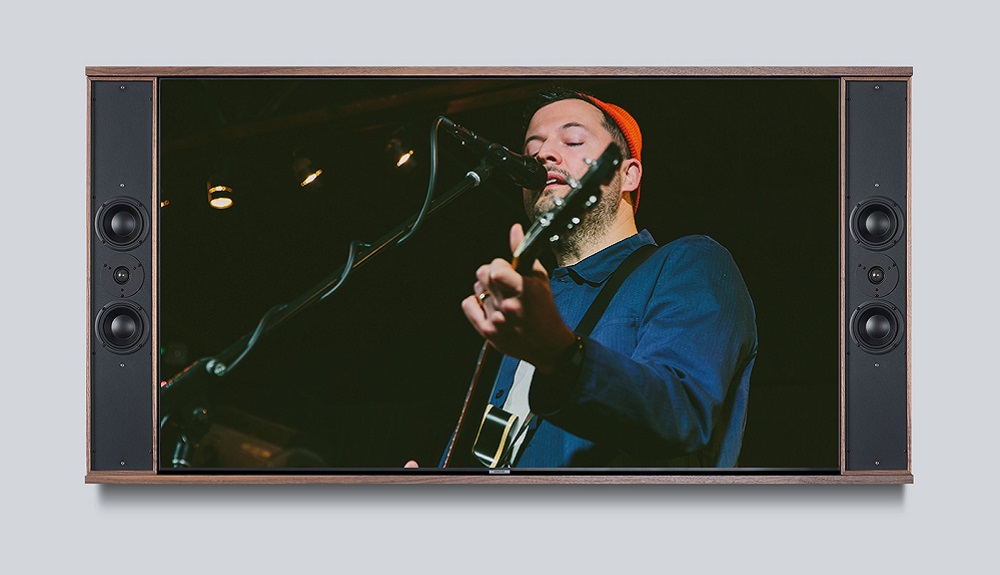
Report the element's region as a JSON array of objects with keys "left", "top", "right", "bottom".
[{"left": 2, "top": 1, "right": 994, "bottom": 572}]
